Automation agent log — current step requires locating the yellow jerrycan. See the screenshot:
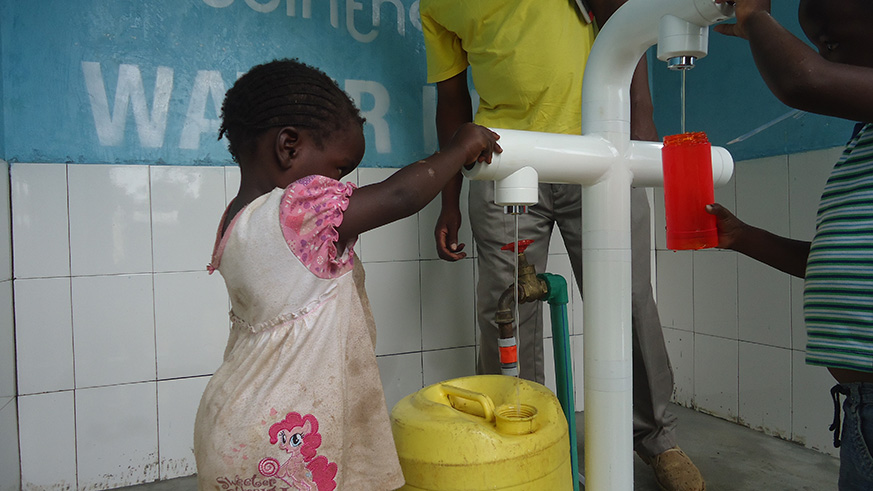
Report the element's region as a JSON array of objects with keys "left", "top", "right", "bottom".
[{"left": 390, "top": 374, "right": 573, "bottom": 490}]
